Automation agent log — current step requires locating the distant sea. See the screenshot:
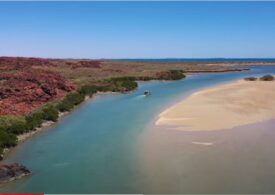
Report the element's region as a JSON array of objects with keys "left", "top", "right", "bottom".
[{"left": 114, "top": 58, "right": 275, "bottom": 63}]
